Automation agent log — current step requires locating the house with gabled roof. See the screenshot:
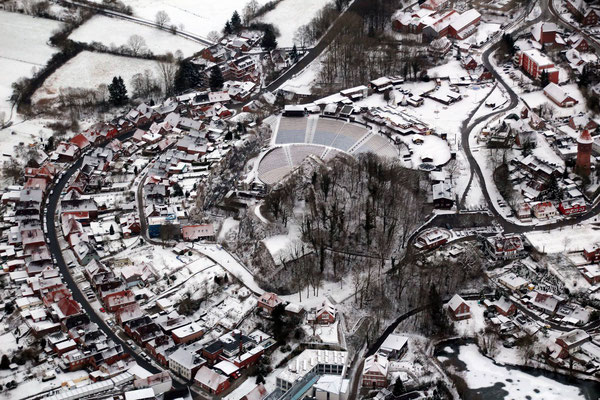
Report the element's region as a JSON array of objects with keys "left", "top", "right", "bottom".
[
  {"left": 447, "top": 294, "right": 470, "bottom": 320},
  {"left": 361, "top": 354, "right": 389, "bottom": 388},
  {"left": 257, "top": 292, "right": 283, "bottom": 313}
]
